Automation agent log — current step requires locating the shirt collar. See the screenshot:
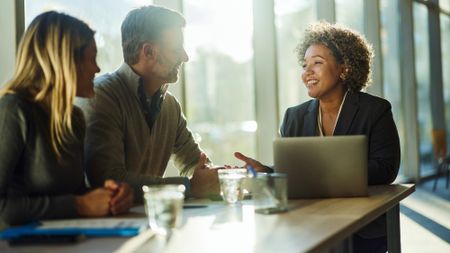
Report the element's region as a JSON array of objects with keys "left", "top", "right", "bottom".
[{"left": 116, "top": 62, "right": 169, "bottom": 100}]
